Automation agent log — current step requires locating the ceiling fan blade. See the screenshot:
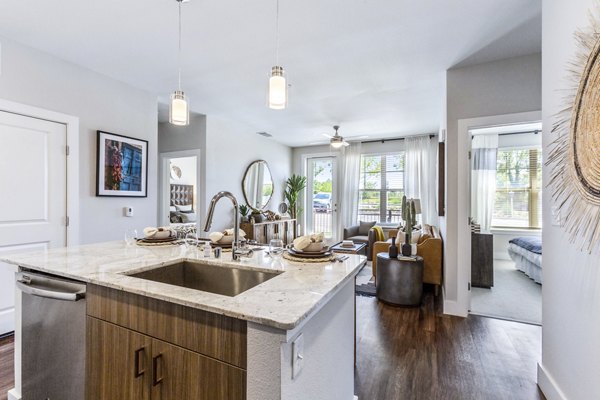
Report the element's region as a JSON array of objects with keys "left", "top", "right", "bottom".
[
  {"left": 343, "top": 141, "right": 350, "bottom": 147},
  {"left": 322, "top": 133, "right": 334, "bottom": 139},
  {"left": 346, "top": 135, "right": 369, "bottom": 140}
]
